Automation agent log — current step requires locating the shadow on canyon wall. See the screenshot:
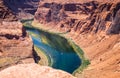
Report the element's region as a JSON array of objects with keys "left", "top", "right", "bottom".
[{"left": 4, "top": 0, "right": 40, "bottom": 19}]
